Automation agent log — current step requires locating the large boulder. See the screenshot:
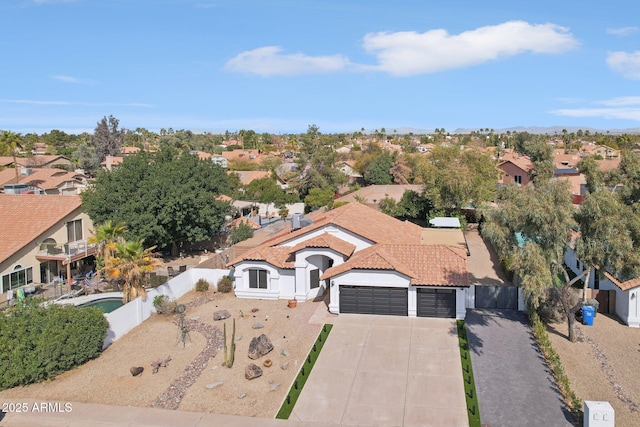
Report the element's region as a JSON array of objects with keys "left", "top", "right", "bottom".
[
  {"left": 213, "top": 310, "right": 231, "bottom": 321},
  {"left": 248, "top": 334, "right": 274, "bottom": 360},
  {"left": 245, "top": 363, "right": 263, "bottom": 380}
]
